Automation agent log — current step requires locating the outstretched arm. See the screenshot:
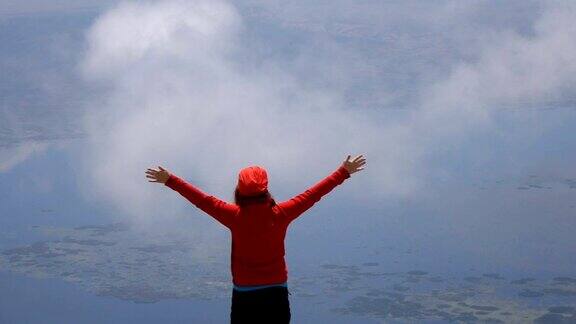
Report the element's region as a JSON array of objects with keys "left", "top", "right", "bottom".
[
  {"left": 277, "top": 154, "right": 366, "bottom": 224},
  {"left": 146, "top": 166, "right": 239, "bottom": 229}
]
